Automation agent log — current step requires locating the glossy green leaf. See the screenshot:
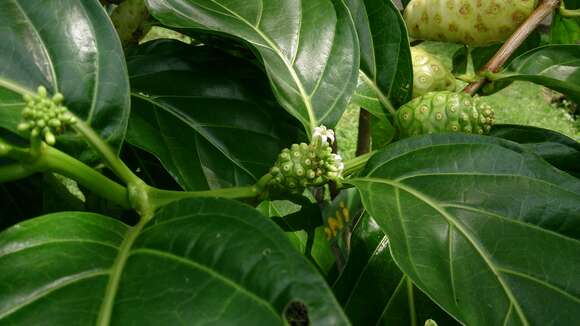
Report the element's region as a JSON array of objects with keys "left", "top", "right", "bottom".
[
  {"left": 486, "top": 45, "right": 580, "bottom": 102},
  {"left": 490, "top": 124, "right": 580, "bottom": 178},
  {"left": 126, "top": 40, "right": 297, "bottom": 190},
  {"left": 0, "top": 0, "right": 130, "bottom": 161},
  {"left": 332, "top": 214, "right": 459, "bottom": 325},
  {"left": 350, "top": 134, "right": 580, "bottom": 325},
  {"left": 347, "top": 0, "right": 413, "bottom": 109},
  {"left": 0, "top": 198, "right": 349, "bottom": 325},
  {"left": 145, "top": 0, "right": 359, "bottom": 137},
  {"left": 257, "top": 199, "right": 337, "bottom": 279}
]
